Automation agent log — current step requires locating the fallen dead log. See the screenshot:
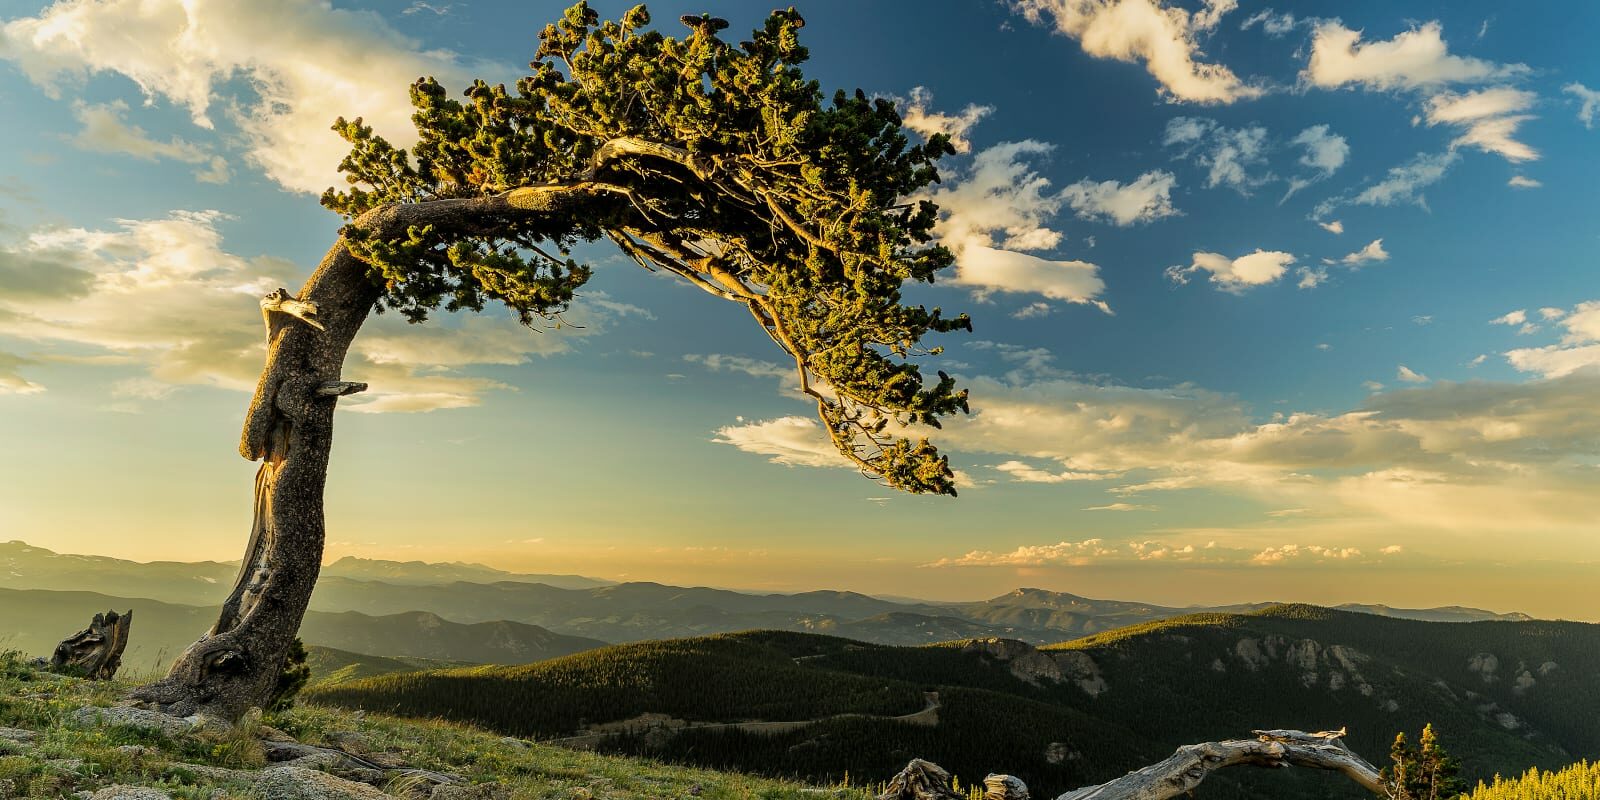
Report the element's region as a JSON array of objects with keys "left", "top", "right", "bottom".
[
  {"left": 51, "top": 609, "right": 132, "bottom": 680},
  {"left": 878, "top": 728, "right": 1382, "bottom": 800}
]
